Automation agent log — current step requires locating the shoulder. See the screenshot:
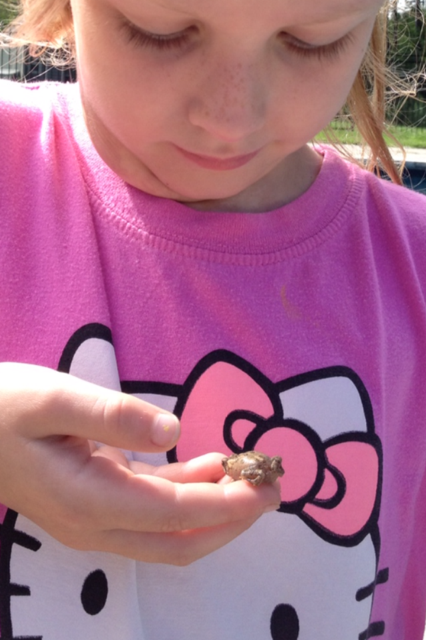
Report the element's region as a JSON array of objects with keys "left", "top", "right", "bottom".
[
  {"left": 319, "top": 147, "right": 426, "bottom": 250},
  {"left": 354, "top": 160, "right": 426, "bottom": 245},
  {"left": 0, "top": 79, "right": 77, "bottom": 150},
  {"left": 0, "top": 79, "right": 58, "bottom": 128},
  {"left": 0, "top": 78, "right": 77, "bottom": 110},
  {"left": 323, "top": 148, "right": 426, "bottom": 238},
  {"left": 0, "top": 80, "right": 81, "bottom": 185},
  {"left": 363, "top": 164, "right": 426, "bottom": 216},
  {"left": 346, "top": 155, "right": 426, "bottom": 294},
  {"left": 322, "top": 148, "right": 426, "bottom": 291}
]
